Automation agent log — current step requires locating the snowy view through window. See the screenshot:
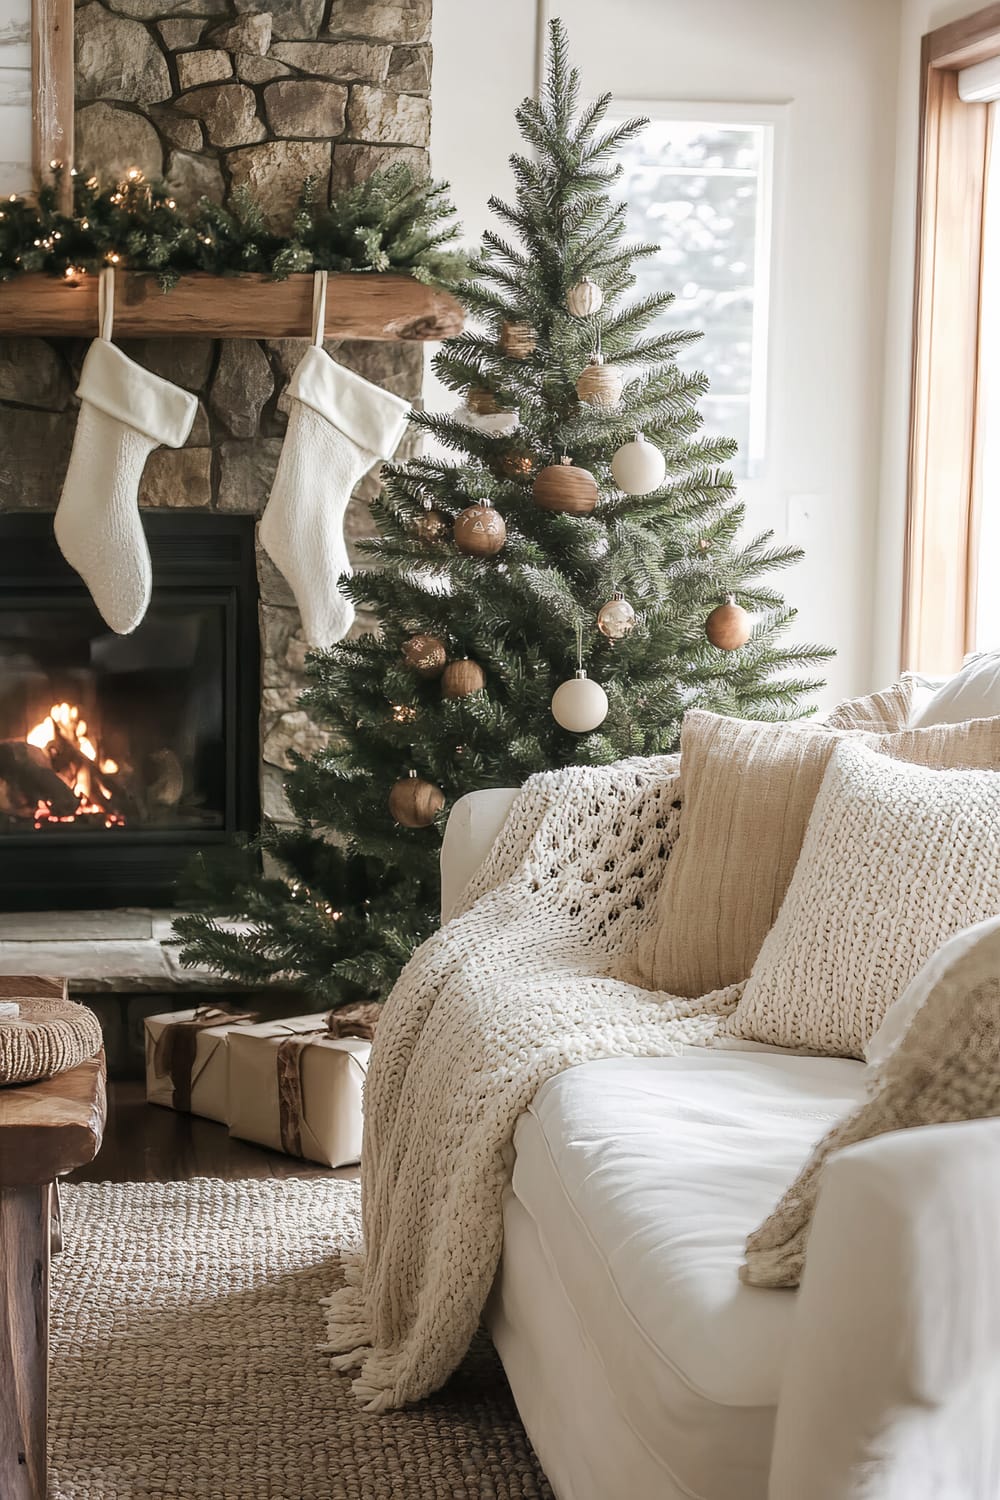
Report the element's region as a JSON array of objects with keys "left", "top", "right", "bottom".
[{"left": 610, "top": 113, "right": 775, "bottom": 480}]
